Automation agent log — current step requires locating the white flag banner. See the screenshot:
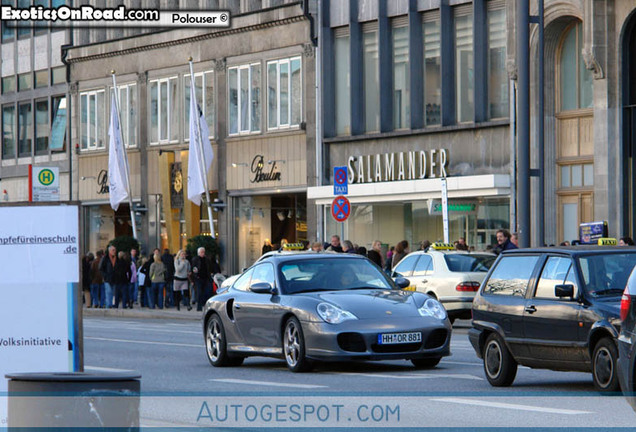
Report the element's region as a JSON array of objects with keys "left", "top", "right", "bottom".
[
  {"left": 108, "top": 93, "right": 129, "bottom": 211},
  {"left": 187, "top": 82, "right": 214, "bottom": 206}
]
